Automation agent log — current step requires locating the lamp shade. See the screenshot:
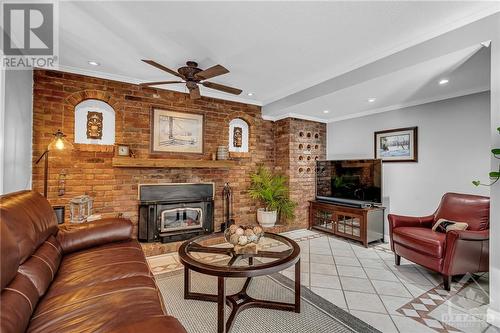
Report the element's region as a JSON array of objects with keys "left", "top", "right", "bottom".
[{"left": 48, "top": 129, "right": 74, "bottom": 151}]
